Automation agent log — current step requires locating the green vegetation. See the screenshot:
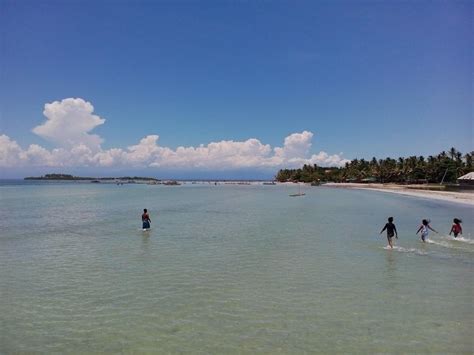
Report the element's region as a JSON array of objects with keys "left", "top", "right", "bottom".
[
  {"left": 25, "top": 174, "right": 159, "bottom": 181},
  {"left": 276, "top": 148, "right": 473, "bottom": 184},
  {"left": 24, "top": 174, "right": 78, "bottom": 180}
]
